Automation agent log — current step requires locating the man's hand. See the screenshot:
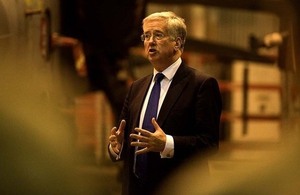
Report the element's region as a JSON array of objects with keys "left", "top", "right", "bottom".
[
  {"left": 130, "top": 118, "right": 166, "bottom": 155},
  {"left": 109, "top": 120, "right": 126, "bottom": 154}
]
